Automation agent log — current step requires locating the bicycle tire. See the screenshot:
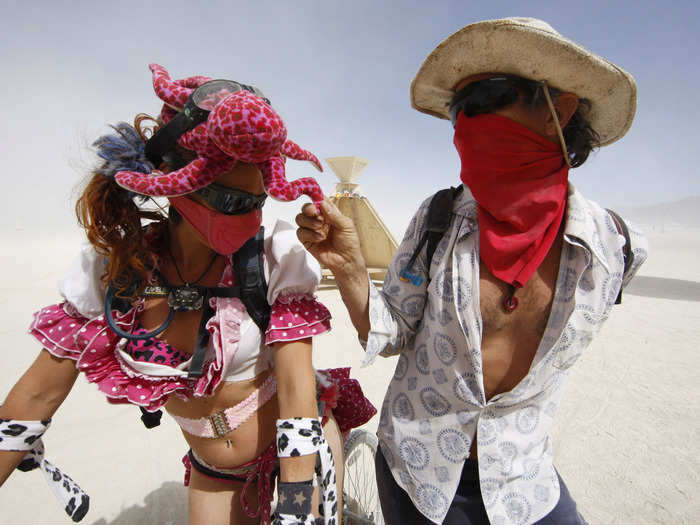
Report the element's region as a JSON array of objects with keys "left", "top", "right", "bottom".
[{"left": 342, "top": 429, "right": 383, "bottom": 525}]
